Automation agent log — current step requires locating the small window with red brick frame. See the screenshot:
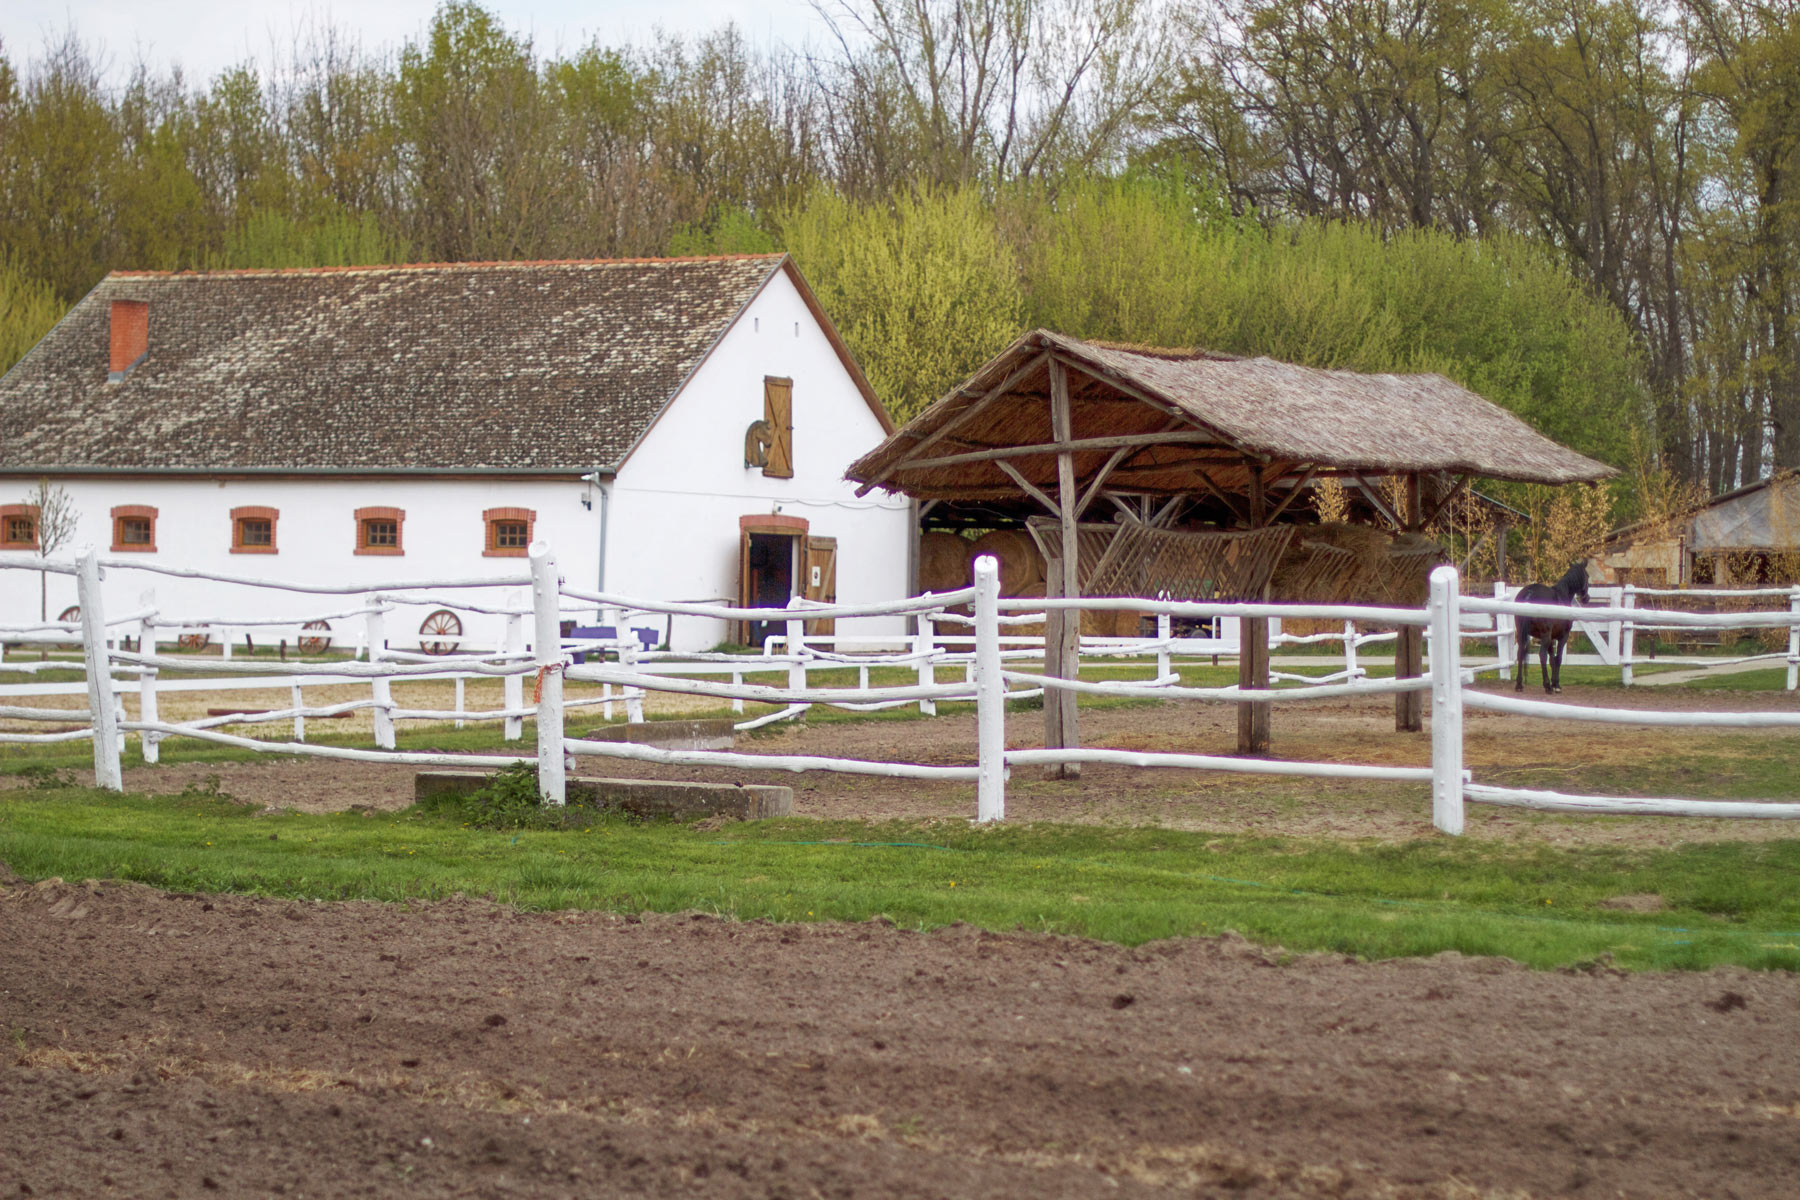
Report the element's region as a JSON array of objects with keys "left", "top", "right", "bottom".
[
  {"left": 356, "top": 507, "right": 405, "bottom": 556},
  {"left": 231, "top": 506, "right": 279, "bottom": 553},
  {"left": 483, "top": 507, "right": 535, "bottom": 557},
  {"left": 0, "top": 505, "right": 37, "bottom": 550},
  {"left": 111, "top": 505, "right": 158, "bottom": 552}
]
